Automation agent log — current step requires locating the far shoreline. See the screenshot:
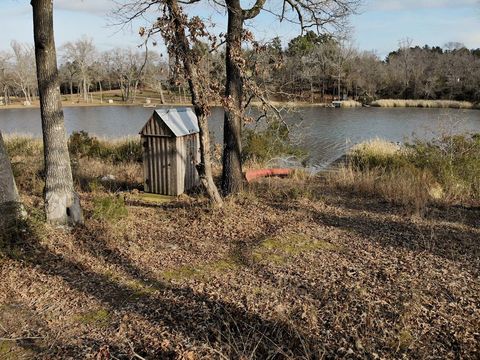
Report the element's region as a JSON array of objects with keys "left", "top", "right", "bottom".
[{"left": 0, "top": 98, "right": 478, "bottom": 111}]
